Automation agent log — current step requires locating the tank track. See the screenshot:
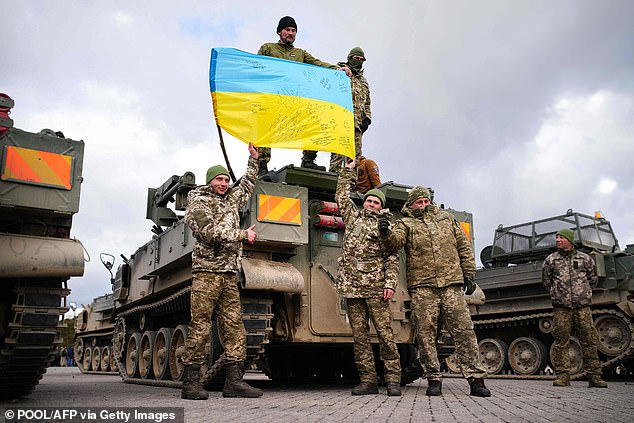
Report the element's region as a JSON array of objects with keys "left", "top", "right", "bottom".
[
  {"left": 0, "top": 280, "right": 70, "bottom": 399},
  {"left": 74, "top": 330, "right": 118, "bottom": 375},
  {"left": 111, "top": 287, "right": 272, "bottom": 388},
  {"left": 472, "top": 308, "right": 634, "bottom": 378}
]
